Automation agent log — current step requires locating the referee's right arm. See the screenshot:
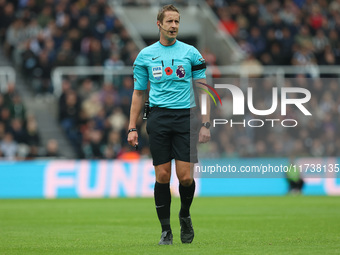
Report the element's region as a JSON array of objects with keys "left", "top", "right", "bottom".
[
  {"left": 128, "top": 50, "right": 148, "bottom": 147},
  {"left": 127, "top": 89, "right": 145, "bottom": 147}
]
